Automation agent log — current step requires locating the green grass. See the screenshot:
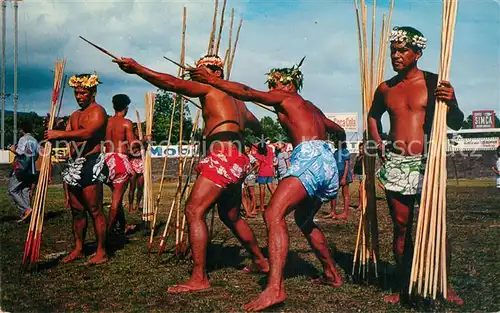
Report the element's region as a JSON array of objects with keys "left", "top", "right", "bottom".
[{"left": 1, "top": 180, "right": 499, "bottom": 312}]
